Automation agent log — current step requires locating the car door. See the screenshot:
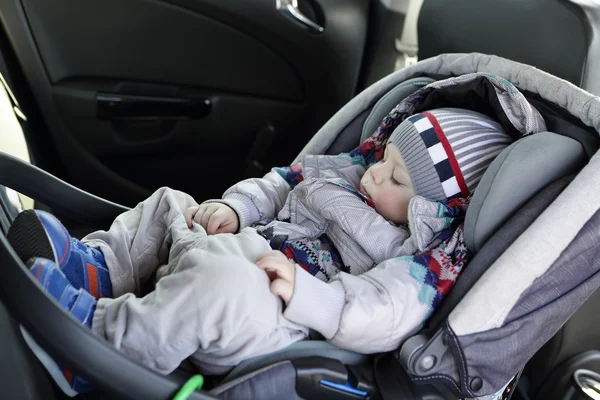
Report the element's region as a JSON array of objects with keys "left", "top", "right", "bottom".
[{"left": 0, "top": 0, "right": 375, "bottom": 206}]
